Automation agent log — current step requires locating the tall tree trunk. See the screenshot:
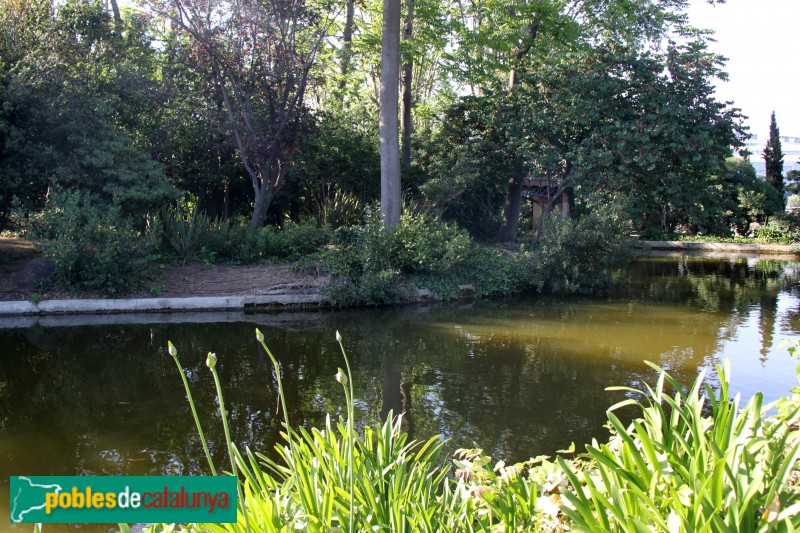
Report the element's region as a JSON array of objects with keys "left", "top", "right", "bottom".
[
  {"left": 109, "top": 0, "right": 122, "bottom": 29},
  {"left": 496, "top": 65, "right": 524, "bottom": 243},
  {"left": 251, "top": 181, "right": 267, "bottom": 229},
  {"left": 380, "top": 0, "right": 402, "bottom": 227},
  {"left": 338, "top": 0, "right": 355, "bottom": 91},
  {"left": 400, "top": 0, "right": 415, "bottom": 169},
  {"left": 496, "top": 15, "right": 541, "bottom": 244},
  {"left": 223, "top": 180, "right": 231, "bottom": 221},
  {"left": 497, "top": 178, "right": 523, "bottom": 243}
]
